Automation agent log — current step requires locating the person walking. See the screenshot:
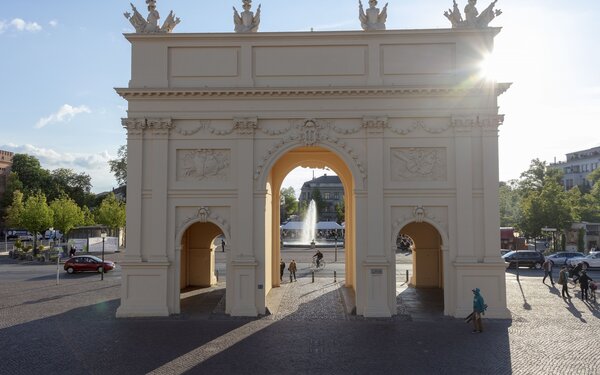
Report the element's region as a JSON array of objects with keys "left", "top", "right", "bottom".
[
  {"left": 558, "top": 265, "right": 571, "bottom": 299},
  {"left": 542, "top": 258, "right": 554, "bottom": 286},
  {"left": 471, "top": 288, "right": 487, "bottom": 333},
  {"left": 288, "top": 259, "right": 297, "bottom": 282},
  {"left": 280, "top": 259, "right": 286, "bottom": 282},
  {"left": 221, "top": 238, "right": 226, "bottom": 252},
  {"left": 578, "top": 270, "right": 593, "bottom": 302}
]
